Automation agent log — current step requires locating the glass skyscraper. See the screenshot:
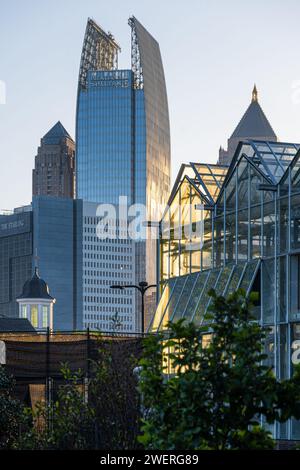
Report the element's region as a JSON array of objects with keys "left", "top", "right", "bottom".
[{"left": 76, "top": 17, "right": 171, "bottom": 329}]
